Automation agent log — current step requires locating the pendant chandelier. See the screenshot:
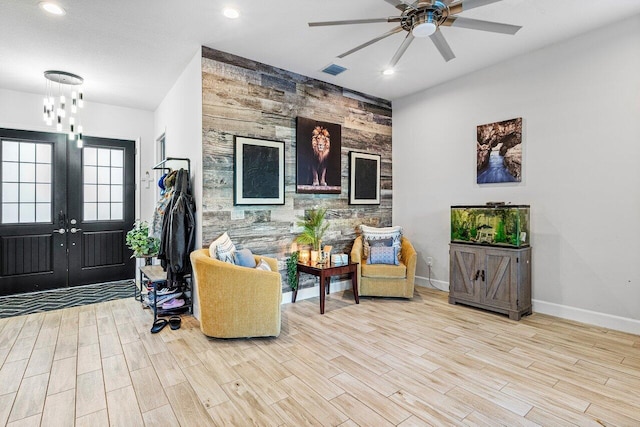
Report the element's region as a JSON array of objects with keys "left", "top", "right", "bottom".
[{"left": 42, "top": 70, "right": 85, "bottom": 148}]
